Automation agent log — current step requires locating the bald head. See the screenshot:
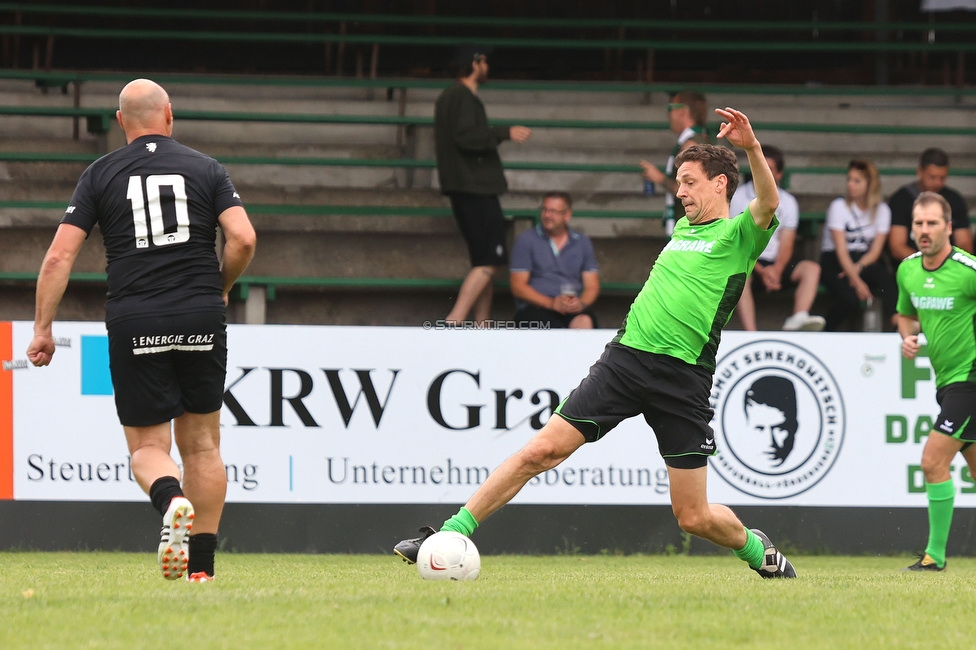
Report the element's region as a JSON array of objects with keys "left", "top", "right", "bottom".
[{"left": 117, "top": 79, "right": 173, "bottom": 141}]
